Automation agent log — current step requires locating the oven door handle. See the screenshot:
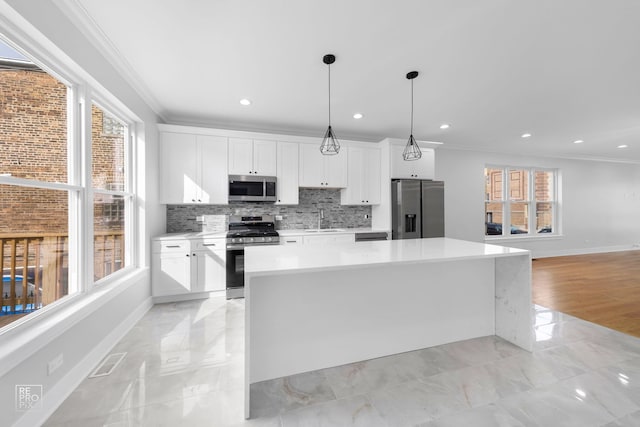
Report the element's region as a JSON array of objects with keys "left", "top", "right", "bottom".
[{"left": 226, "top": 245, "right": 245, "bottom": 250}]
